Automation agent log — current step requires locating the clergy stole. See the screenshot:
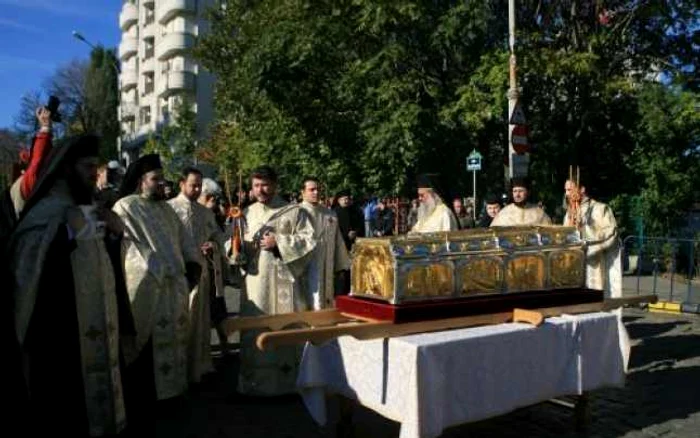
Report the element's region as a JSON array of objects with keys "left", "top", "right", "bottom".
[
  {"left": 300, "top": 202, "right": 351, "bottom": 309},
  {"left": 71, "top": 226, "right": 127, "bottom": 436}
]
